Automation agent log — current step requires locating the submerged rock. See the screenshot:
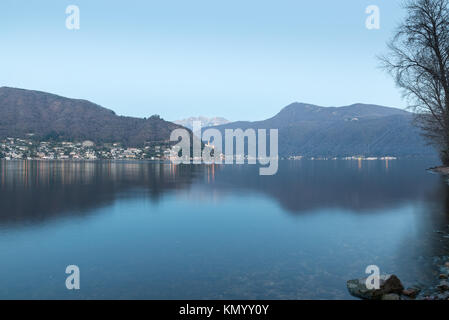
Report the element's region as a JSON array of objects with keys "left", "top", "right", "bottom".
[
  {"left": 437, "top": 281, "right": 449, "bottom": 292},
  {"left": 347, "top": 275, "right": 404, "bottom": 300},
  {"left": 436, "top": 292, "right": 449, "bottom": 300}
]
